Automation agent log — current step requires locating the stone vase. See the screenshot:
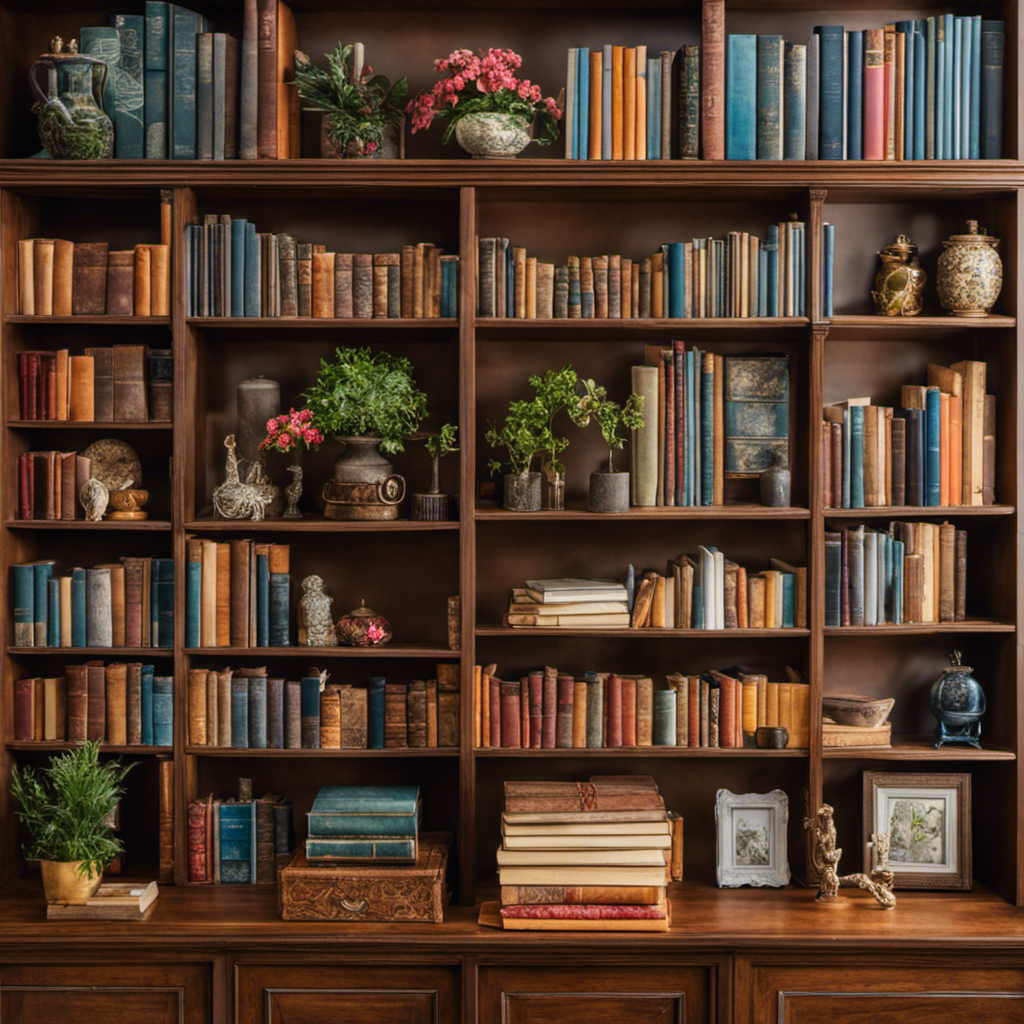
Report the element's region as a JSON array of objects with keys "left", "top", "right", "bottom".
[
  {"left": 503, "top": 471, "right": 542, "bottom": 511},
  {"left": 322, "top": 436, "right": 405, "bottom": 520},
  {"left": 454, "top": 112, "right": 531, "bottom": 158},
  {"left": 40, "top": 860, "right": 102, "bottom": 905},
  {"left": 760, "top": 451, "right": 792, "bottom": 507},
  {"left": 589, "top": 470, "right": 630, "bottom": 513}
]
